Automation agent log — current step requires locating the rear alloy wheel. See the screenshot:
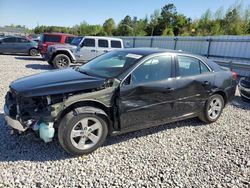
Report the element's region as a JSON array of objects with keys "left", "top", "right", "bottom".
[
  {"left": 199, "top": 94, "right": 224, "bottom": 123},
  {"left": 53, "top": 54, "right": 71, "bottom": 69},
  {"left": 58, "top": 112, "right": 108, "bottom": 155},
  {"left": 29, "top": 48, "right": 38, "bottom": 56}
]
